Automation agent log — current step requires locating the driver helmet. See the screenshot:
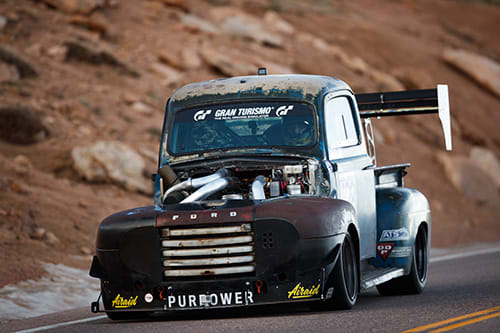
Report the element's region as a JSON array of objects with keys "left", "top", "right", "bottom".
[{"left": 283, "top": 118, "right": 313, "bottom": 145}]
